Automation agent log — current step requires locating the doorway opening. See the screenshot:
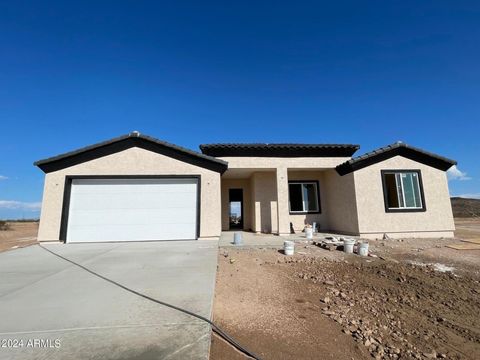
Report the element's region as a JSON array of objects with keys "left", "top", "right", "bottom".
[{"left": 229, "top": 189, "right": 243, "bottom": 230}]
